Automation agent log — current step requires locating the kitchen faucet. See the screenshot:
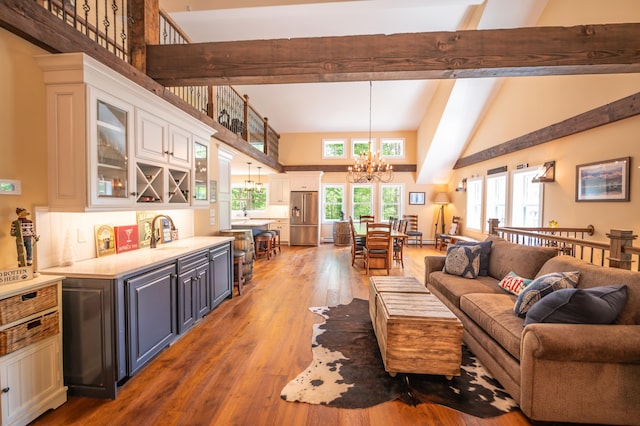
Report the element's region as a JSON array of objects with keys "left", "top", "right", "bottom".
[{"left": 150, "top": 214, "right": 176, "bottom": 248}]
